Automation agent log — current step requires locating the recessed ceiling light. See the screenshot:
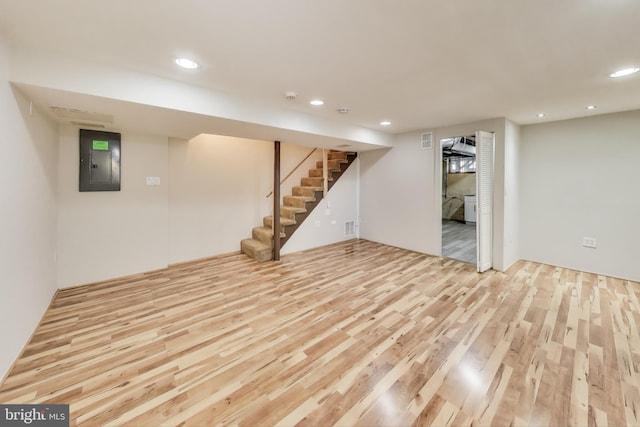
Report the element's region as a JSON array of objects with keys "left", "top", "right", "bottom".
[
  {"left": 380, "top": 120, "right": 391, "bottom": 126},
  {"left": 310, "top": 100, "right": 324, "bottom": 106},
  {"left": 610, "top": 67, "right": 639, "bottom": 78},
  {"left": 585, "top": 105, "right": 597, "bottom": 110},
  {"left": 536, "top": 113, "right": 546, "bottom": 118},
  {"left": 175, "top": 58, "right": 198, "bottom": 69}
]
